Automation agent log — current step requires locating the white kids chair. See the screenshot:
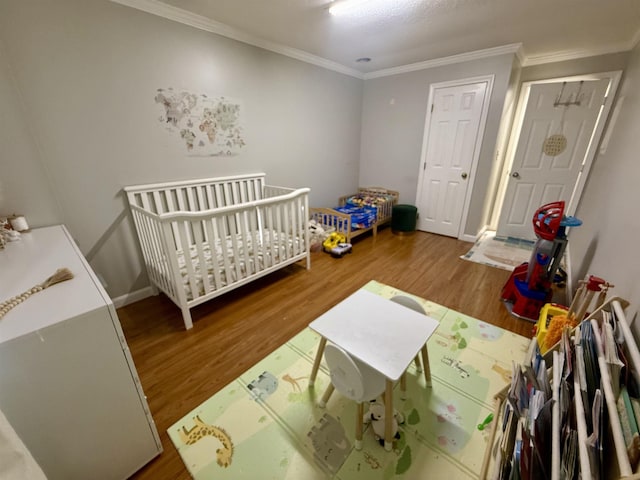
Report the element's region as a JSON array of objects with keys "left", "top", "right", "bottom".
[
  {"left": 390, "top": 295, "right": 432, "bottom": 386},
  {"left": 317, "top": 343, "right": 386, "bottom": 450}
]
